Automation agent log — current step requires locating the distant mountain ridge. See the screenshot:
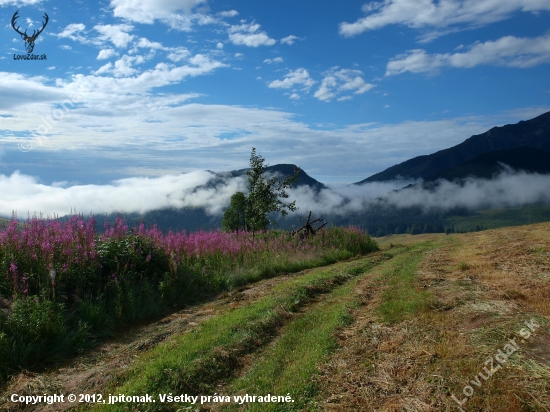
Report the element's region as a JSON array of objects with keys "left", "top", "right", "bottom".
[
  {"left": 431, "top": 146, "right": 550, "bottom": 181},
  {"left": 225, "top": 164, "right": 327, "bottom": 191},
  {"left": 101, "top": 164, "right": 327, "bottom": 233},
  {"left": 82, "top": 111, "right": 550, "bottom": 236},
  {"left": 355, "top": 110, "right": 550, "bottom": 184}
]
